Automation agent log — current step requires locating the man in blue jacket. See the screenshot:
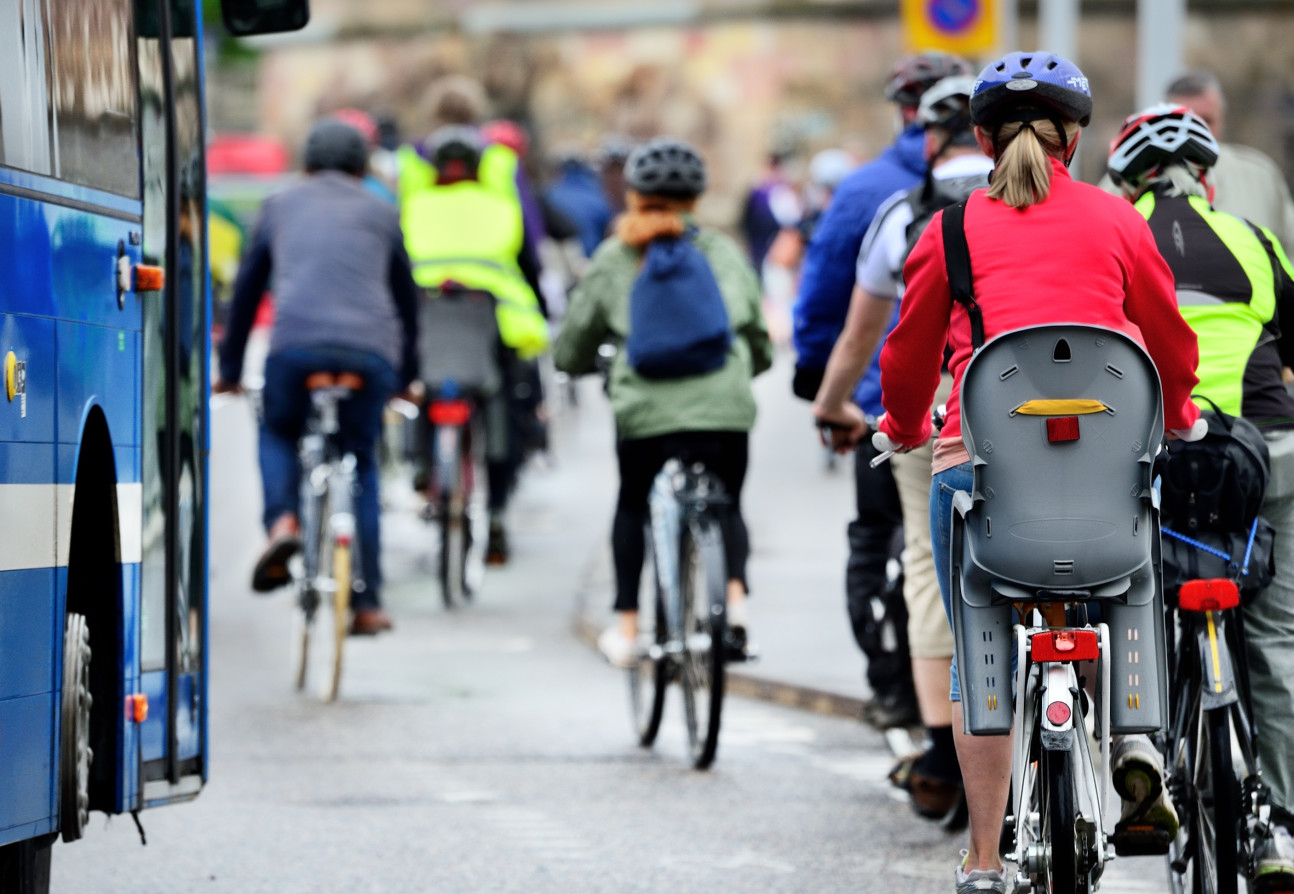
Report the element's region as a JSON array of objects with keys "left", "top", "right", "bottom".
[{"left": 792, "top": 51, "right": 972, "bottom": 732}]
